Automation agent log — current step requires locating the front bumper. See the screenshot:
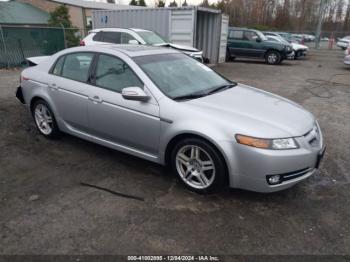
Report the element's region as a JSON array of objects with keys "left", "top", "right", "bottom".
[
  {"left": 287, "top": 51, "right": 295, "bottom": 59},
  {"left": 297, "top": 49, "right": 308, "bottom": 56},
  {"left": 337, "top": 42, "right": 349, "bottom": 48},
  {"left": 220, "top": 123, "right": 325, "bottom": 193}
]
